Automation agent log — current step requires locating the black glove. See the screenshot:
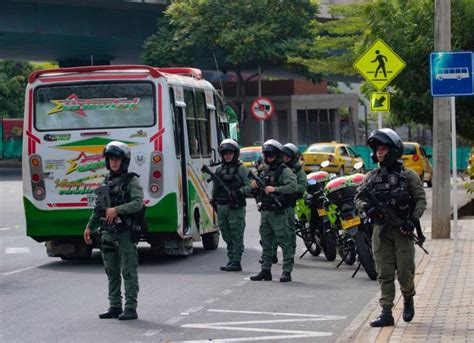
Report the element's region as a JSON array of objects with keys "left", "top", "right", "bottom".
[
  {"left": 402, "top": 216, "right": 417, "bottom": 233},
  {"left": 210, "top": 198, "right": 218, "bottom": 210},
  {"left": 230, "top": 189, "right": 242, "bottom": 200}
]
